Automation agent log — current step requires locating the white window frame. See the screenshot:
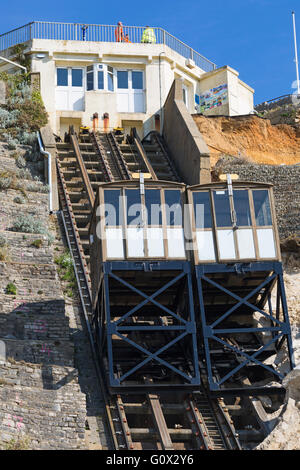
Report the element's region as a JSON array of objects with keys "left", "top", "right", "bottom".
[
  {"left": 86, "top": 64, "right": 115, "bottom": 92},
  {"left": 116, "top": 69, "right": 145, "bottom": 113},
  {"left": 56, "top": 67, "right": 85, "bottom": 89},
  {"left": 116, "top": 69, "right": 145, "bottom": 92}
]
